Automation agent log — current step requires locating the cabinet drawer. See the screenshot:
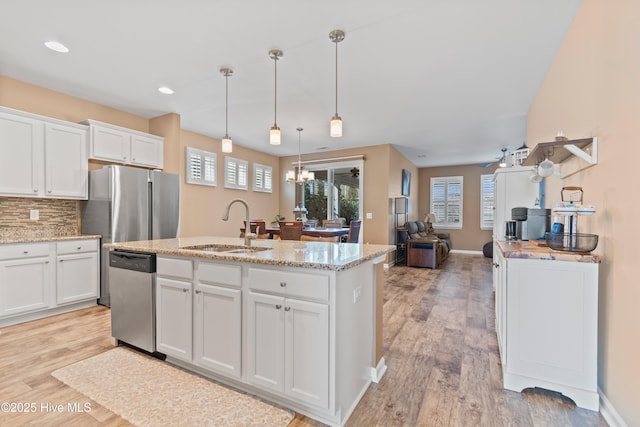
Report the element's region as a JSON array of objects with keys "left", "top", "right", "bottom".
[
  {"left": 0, "top": 242, "right": 50, "bottom": 260},
  {"left": 157, "top": 256, "right": 193, "bottom": 279},
  {"left": 247, "top": 268, "right": 329, "bottom": 301},
  {"left": 197, "top": 261, "right": 241, "bottom": 287},
  {"left": 57, "top": 239, "right": 98, "bottom": 255}
]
